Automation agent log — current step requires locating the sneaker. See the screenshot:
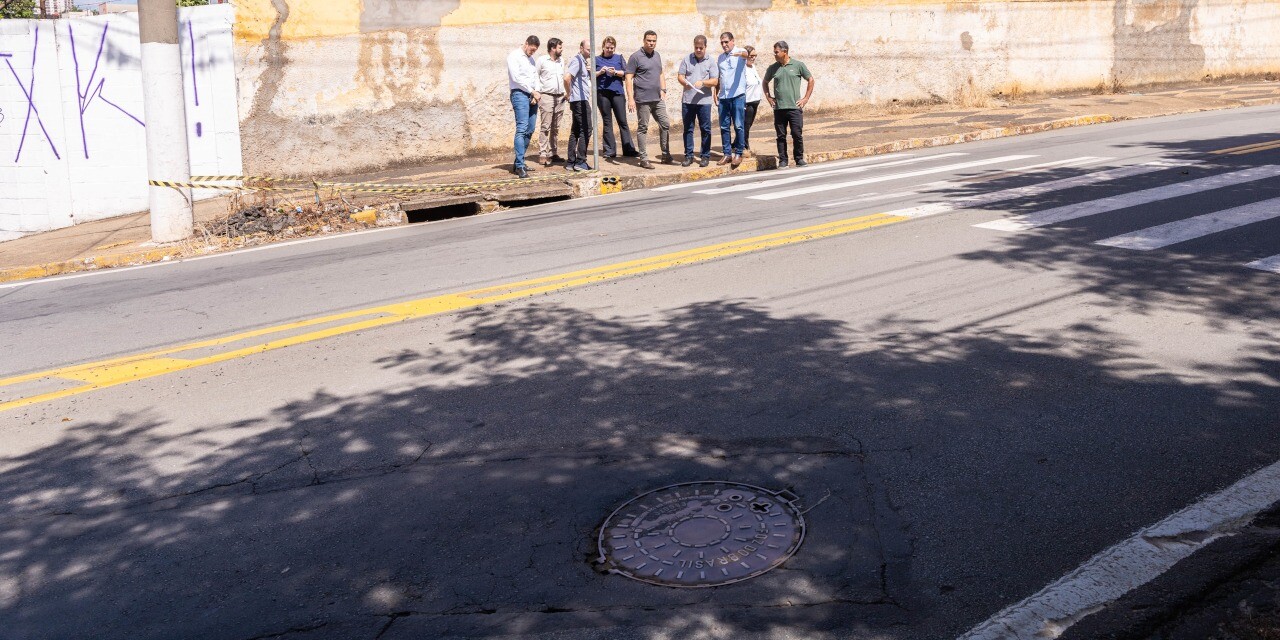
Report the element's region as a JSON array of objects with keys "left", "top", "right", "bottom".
[
  {"left": 681, "top": 157, "right": 694, "bottom": 167},
  {"left": 777, "top": 160, "right": 789, "bottom": 170},
  {"left": 568, "top": 162, "right": 581, "bottom": 172},
  {"left": 795, "top": 159, "right": 808, "bottom": 167},
  {"left": 516, "top": 166, "right": 529, "bottom": 178},
  {"left": 699, "top": 157, "right": 710, "bottom": 168},
  {"left": 731, "top": 154, "right": 742, "bottom": 168},
  {"left": 576, "top": 162, "right": 593, "bottom": 171},
  {"left": 639, "top": 159, "right": 655, "bottom": 169}
]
